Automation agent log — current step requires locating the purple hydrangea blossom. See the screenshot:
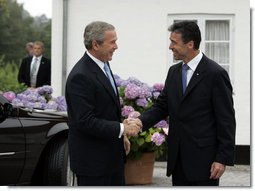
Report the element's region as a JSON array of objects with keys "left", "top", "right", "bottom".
[
  {"left": 113, "top": 74, "right": 124, "bottom": 87},
  {"left": 55, "top": 96, "right": 67, "bottom": 111},
  {"left": 124, "top": 84, "right": 140, "bottom": 99},
  {"left": 128, "top": 111, "right": 141, "bottom": 118},
  {"left": 37, "top": 96, "right": 47, "bottom": 103},
  {"left": 44, "top": 100, "right": 58, "bottom": 110},
  {"left": 136, "top": 98, "right": 148, "bottom": 108},
  {"left": 154, "top": 120, "right": 169, "bottom": 129},
  {"left": 126, "top": 77, "right": 143, "bottom": 86},
  {"left": 151, "top": 132, "right": 165, "bottom": 146},
  {"left": 6, "top": 86, "right": 67, "bottom": 112},
  {"left": 38, "top": 85, "right": 53, "bottom": 95},
  {"left": 26, "top": 92, "right": 39, "bottom": 102},
  {"left": 11, "top": 98, "right": 24, "bottom": 107},
  {"left": 24, "top": 101, "right": 35, "bottom": 109},
  {"left": 34, "top": 102, "right": 43, "bottom": 109},
  {"left": 138, "top": 85, "right": 152, "bottom": 99},
  {"left": 121, "top": 105, "right": 135, "bottom": 118}
]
